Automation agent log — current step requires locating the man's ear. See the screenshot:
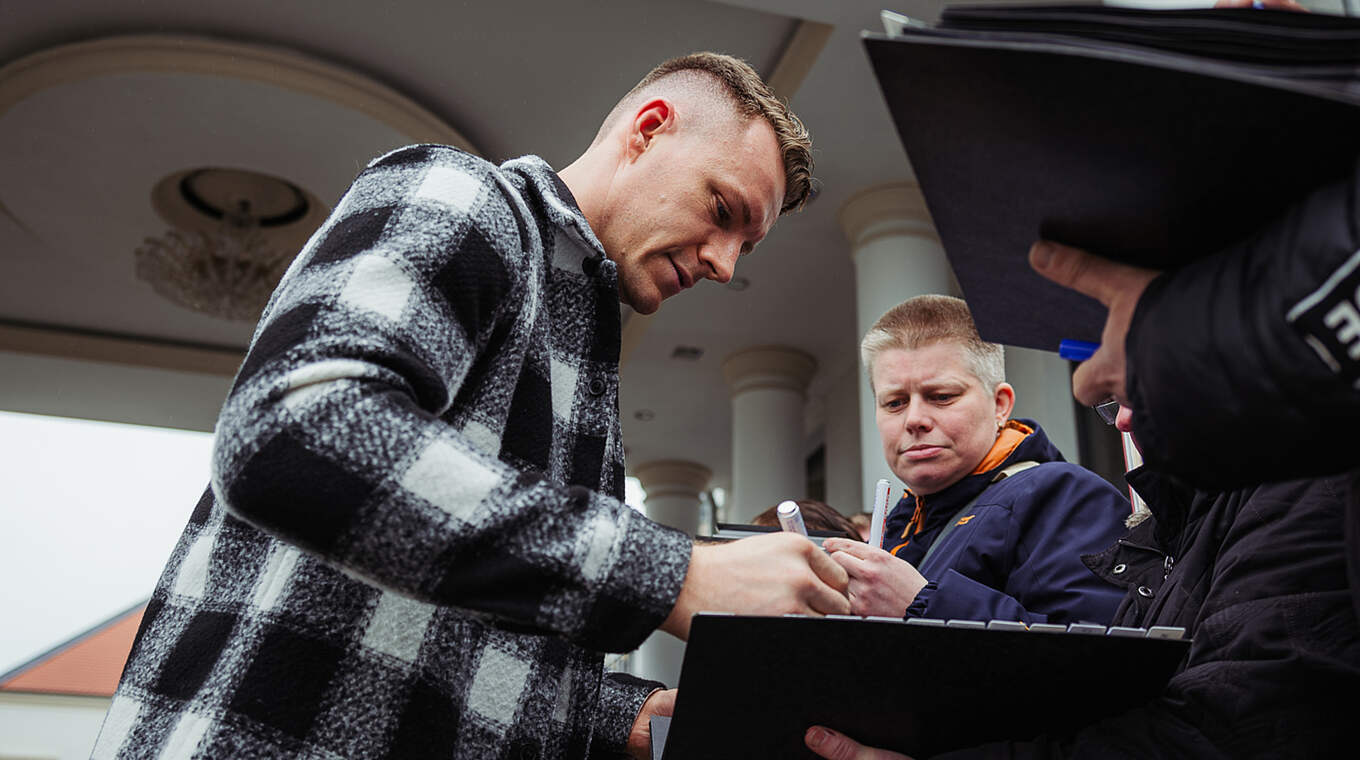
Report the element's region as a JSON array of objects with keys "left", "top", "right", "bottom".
[{"left": 626, "top": 98, "right": 674, "bottom": 161}]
